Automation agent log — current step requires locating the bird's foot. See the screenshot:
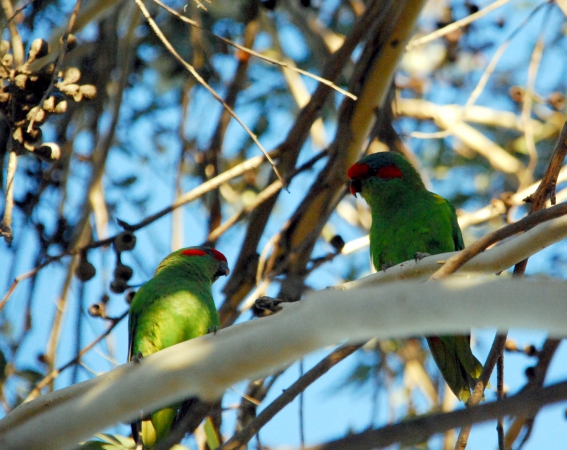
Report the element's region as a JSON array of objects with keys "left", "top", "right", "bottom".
[
  {"left": 414, "top": 252, "right": 431, "bottom": 262},
  {"left": 381, "top": 261, "right": 393, "bottom": 271},
  {"left": 208, "top": 325, "right": 219, "bottom": 335},
  {"left": 132, "top": 352, "right": 144, "bottom": 364},
  {"left": 253, "top": 296, "right": 285, "bottom": 317}
]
